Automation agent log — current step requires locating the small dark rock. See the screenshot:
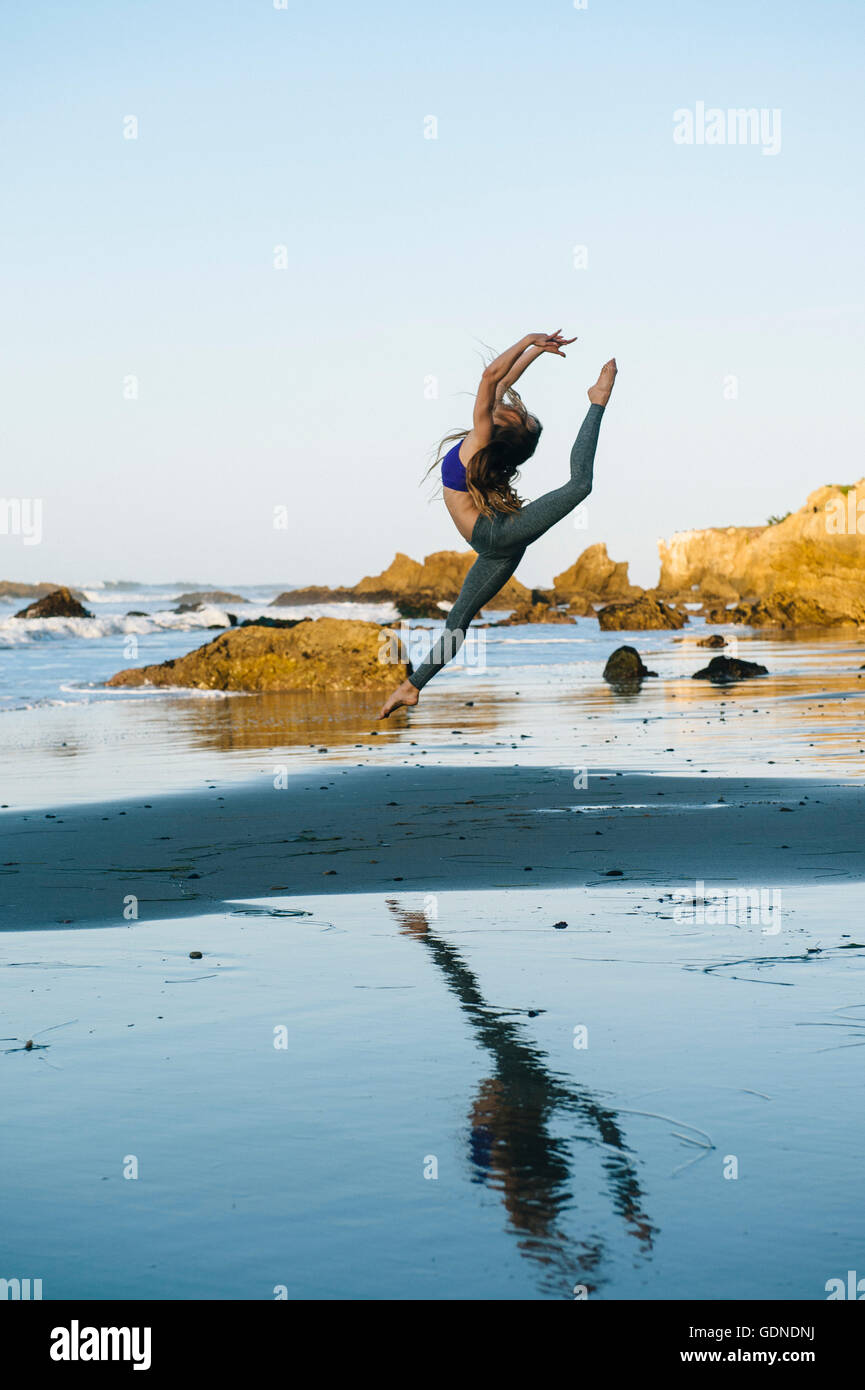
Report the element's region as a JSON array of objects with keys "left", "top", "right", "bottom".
[
  {"left": 239, "top": 616, "right": 306, "bottom": 630},
  {"left": 395, "top": 590, "right": 444, "bottom": 620},
  {"left": 692, "top": 655, "right": 769, "bottom": 682},
  {"left": 603, "top": 645, "right": 658, "bottom": 684},
  {"left": 15, "top": 586, "right": 93, "bottom": 620}
]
